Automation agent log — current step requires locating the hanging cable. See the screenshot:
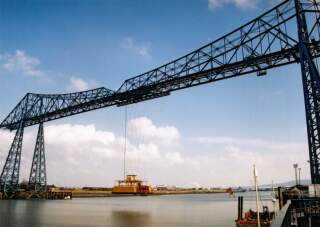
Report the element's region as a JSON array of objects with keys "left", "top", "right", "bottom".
[{"left": 123, "top": 106, "right": 128, "bottom": 180}]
